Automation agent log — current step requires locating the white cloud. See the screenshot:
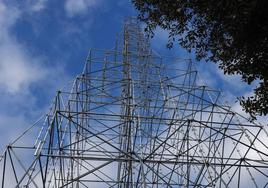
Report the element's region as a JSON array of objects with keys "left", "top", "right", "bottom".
[
  {"left": 23, "top": 0, "right": 47, "bottom": 12},
  {"left": 30, "top": 0, "right": 47, "bottom": 12},
  {"left": 196, "top": 64, "right": 218, "bottom": 88},
  {"left": 0, "top": 2, "right": 47, "bottom": 94},
  {"left": 0, "top": 41, "right": 47, "bottom": 93},
  {"left": 216, "top": 68, "right": 248, "bottom": 90},
  {"left": 0, "top": 114, "right": 29, "bottom": 151},
  {"left": 0, "top": 1, "right": 70, "bottom": 151},
  {"left": 152, "top": 27, "right": 169, "bottom": 47},
  {"left": 64, "top": 0, "right": 101, "bottom": 17},
  {"left": 0, "top": 2, "right": 18, "bottom": 29}
]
